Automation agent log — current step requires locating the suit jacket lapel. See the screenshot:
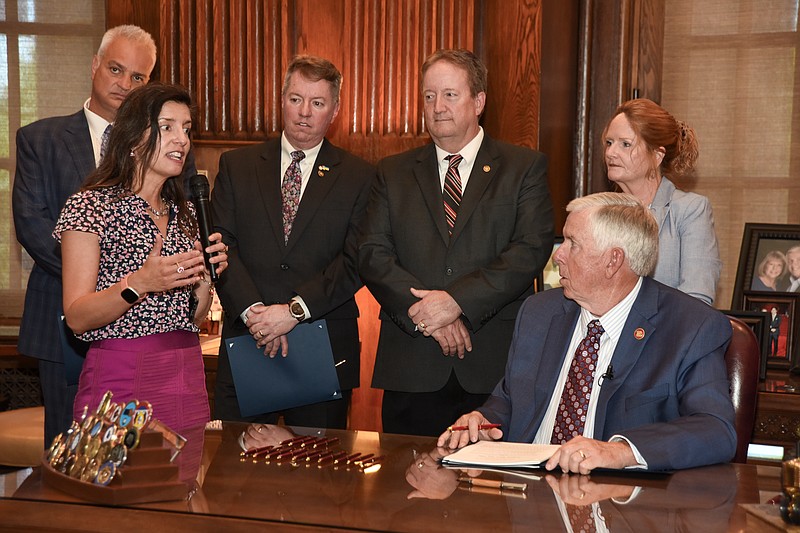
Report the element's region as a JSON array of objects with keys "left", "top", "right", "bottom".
[
  {"left": 285, "top": 139, "right": 342, "bottom": 252},
  {"left": 255, "top": 139, "right": 286, "bottom": 248},
  {"left": 64, "top": 111, "right": 97, "bottom": 187},
  {"left": 593, "top": 278, "right": 659, "bottom": 439},
  {"left": 520, "top": 298, "right": 581, "bottom": 441},
  {"left": 413, "top": 144, "right": 451, "bottom": 244},
  {"left": 450, "top": 136, "right": 497, "bottom": 242}
]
